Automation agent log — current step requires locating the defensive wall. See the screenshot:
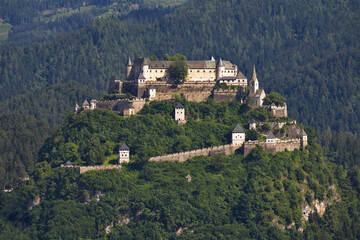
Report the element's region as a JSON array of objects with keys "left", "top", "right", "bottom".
[
  {"left": 79, "top": 165, "right": 122, "bottom": 174},
  {"left": 213, "top": 88, "right": 244, "bottom": 102},
  {"left": 244, "top": 139, "right": 301, "bottom": 155},
  {"left": 149, "top": 144, "right": 240, "bottom": 162},
  {"left": 124, "top": 81, "right": 217, "bottom": 102}
]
